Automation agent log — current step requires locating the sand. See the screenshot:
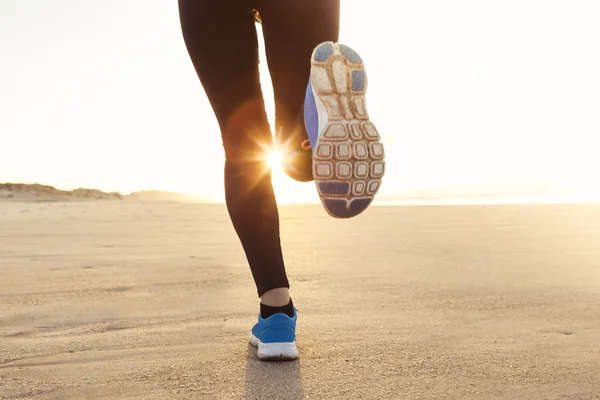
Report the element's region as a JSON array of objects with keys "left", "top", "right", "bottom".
[{"left": 1, "top": 201, "right": 599, "bottom": 399}]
